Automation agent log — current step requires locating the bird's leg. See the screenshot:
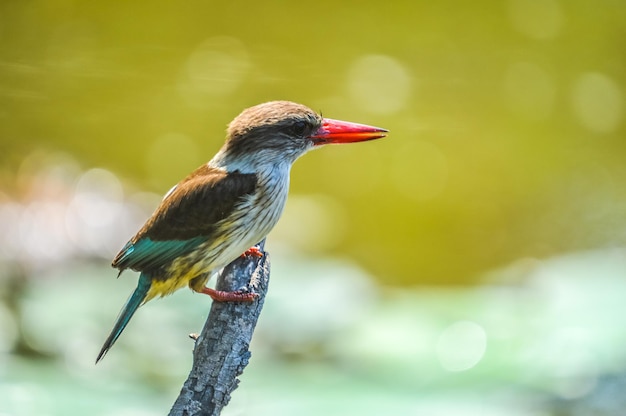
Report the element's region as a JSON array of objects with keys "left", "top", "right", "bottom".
[
  {"left": 190, "top": 275, "right": 258, "bottom": 302},
  {"left": 240, "top": 246, "right": 264, "bottom": 258},
  {"left": 200, "top": 286, "right": 258, "bottom": 302}
]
